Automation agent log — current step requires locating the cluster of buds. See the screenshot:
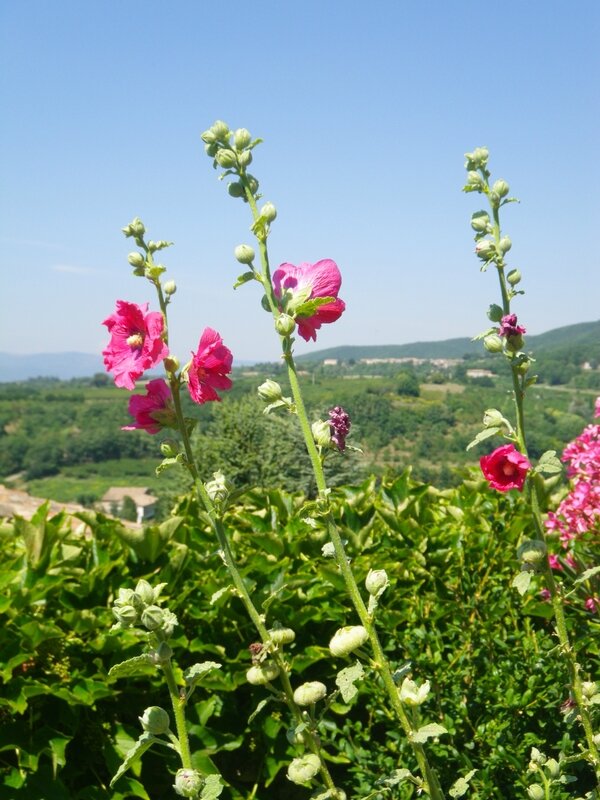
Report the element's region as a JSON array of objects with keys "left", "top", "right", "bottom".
[
  {"left": 201, "top": 120, "right": 263, "bottom": 204},
  {"left": 111, "top": 580, "right": 178, "bottom": 637},
  {"left": 525, "top": 747, "right": 574, "bottom": 800}
]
